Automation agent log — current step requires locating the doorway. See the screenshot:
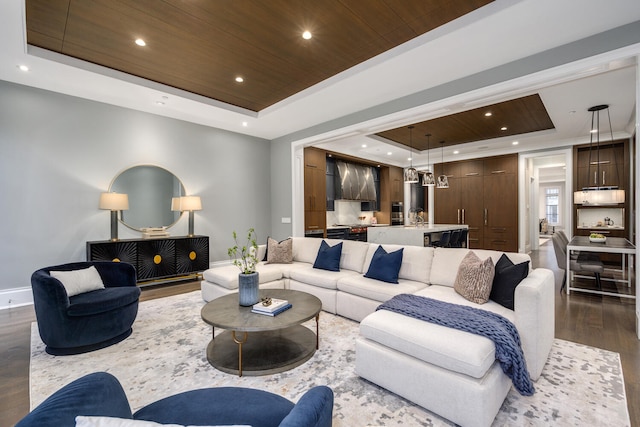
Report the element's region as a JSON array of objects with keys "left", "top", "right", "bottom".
[{"left": 519, "top": 149, "right": 572, "bottom": 253}]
